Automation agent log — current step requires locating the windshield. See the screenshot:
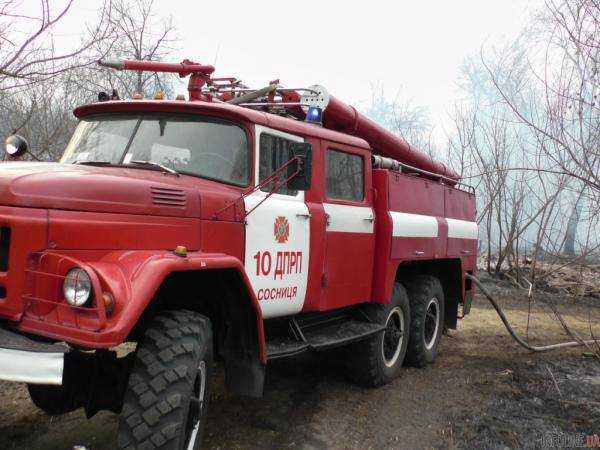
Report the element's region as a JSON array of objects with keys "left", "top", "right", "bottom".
[{"left": 61, "top": 115, "right": 249, "bottom": 186}]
